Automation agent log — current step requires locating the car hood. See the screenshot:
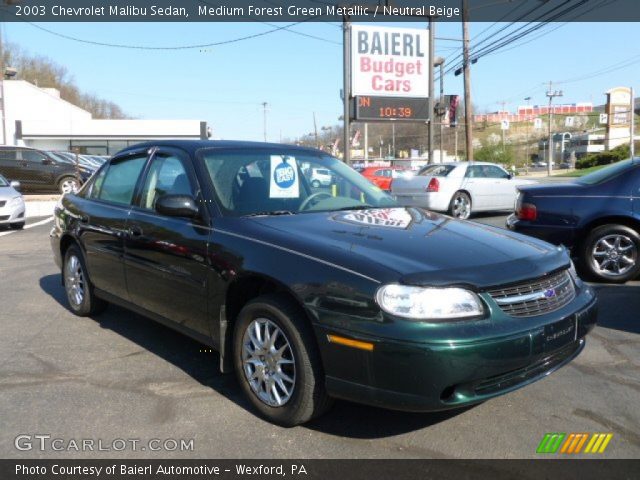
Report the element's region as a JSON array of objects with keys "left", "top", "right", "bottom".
[
  {"left": 0, "top": 186, "right": 21, "bottom": 201},
  {"left": 247, "top": 207, "right": 569, "bottom": 289}
]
